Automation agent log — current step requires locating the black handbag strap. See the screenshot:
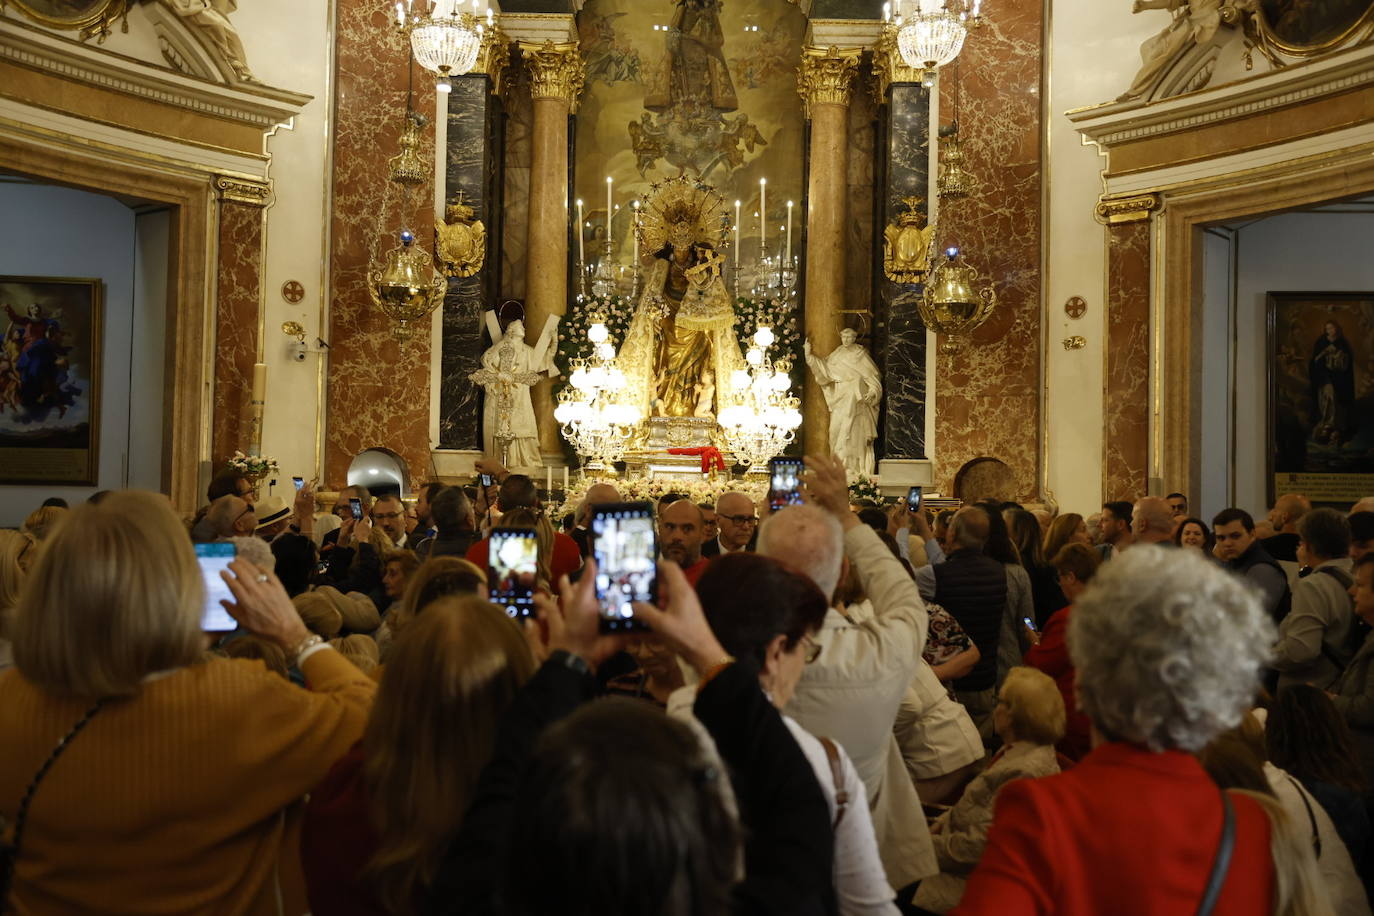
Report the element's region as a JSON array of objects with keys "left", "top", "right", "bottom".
[
  {"left": 1197, "top": 787, "right": 1237, "bottom": 916},
  {"left": 0, "top": 699, "right": 104, "bottom": 907}
]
